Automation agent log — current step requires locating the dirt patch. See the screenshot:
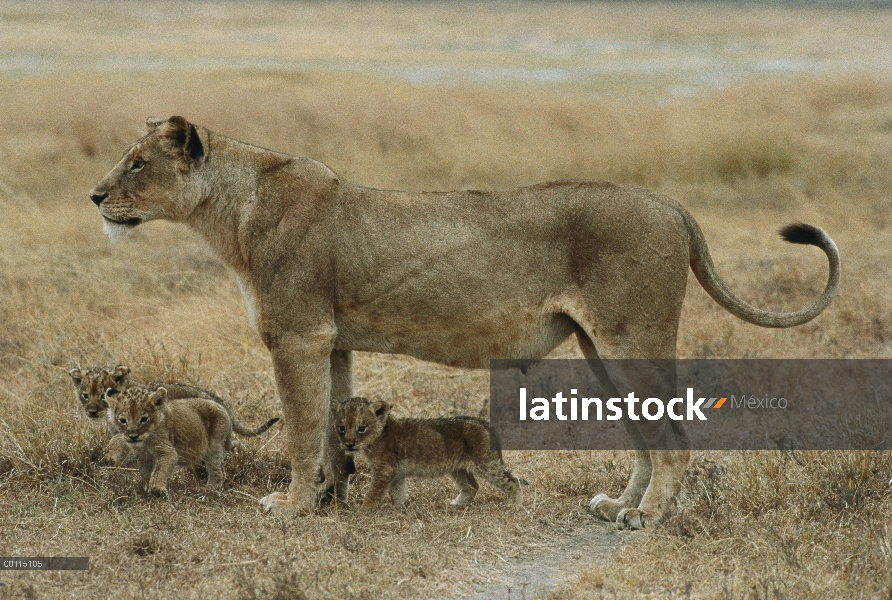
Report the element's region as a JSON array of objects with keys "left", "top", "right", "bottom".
[{"left": 468, "top": 521, "right": 634, "bottom": 599}]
